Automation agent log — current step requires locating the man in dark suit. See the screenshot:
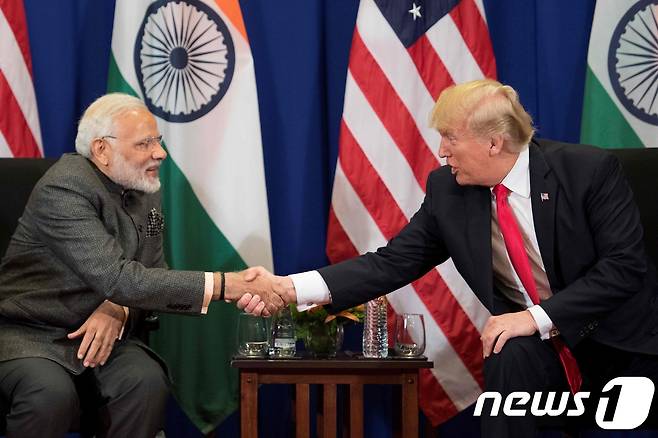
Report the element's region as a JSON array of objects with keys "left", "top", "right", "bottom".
[
  {"left": 248, "top": 79, "right": 658, "bottom": 435},
  {"left": 0, "top": 93, "right": 281, "bottom": 438}
]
